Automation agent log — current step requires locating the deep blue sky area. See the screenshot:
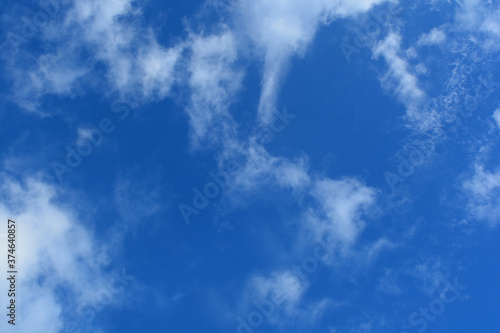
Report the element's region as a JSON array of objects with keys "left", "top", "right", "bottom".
[{"left": 0, "top": 0, "right": 499, "bottom": 333}]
